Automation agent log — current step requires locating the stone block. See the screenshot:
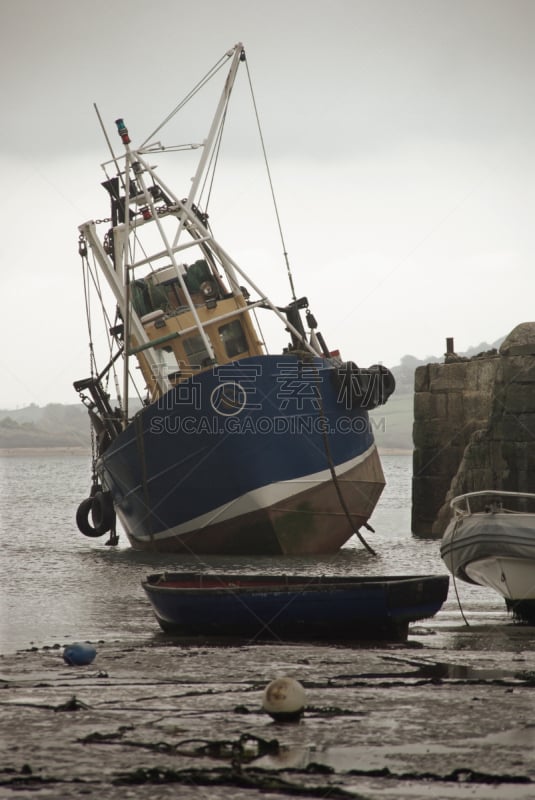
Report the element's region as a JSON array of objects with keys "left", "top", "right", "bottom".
[
  {"left": 489, "top": 416, "right": 505, "bottom": 441},
  {"left": 489, "top": 439, "right": 508, "bottom": 468},
  {"left": 446, "top": 392, "right": 465, "bottom": 421},
  {"left": 463, "top": 441, "right": 492, "bottom": 470},
  {"left": 501, "top": 440, "right": 521, "bottom": 465},
  {"left": 503, "top": 383, "right": 535, "bottom": 415},
  {"left": 413, "top": 392, "right": 430, "bottom": 421},
  {"left": 413, "top": 419, "right": 458, "bottom": 448},
  {"left": 414, "top": 365, "right": 430, "bottom": 393},
  {"left": 502, "top": 413, "right": 535, "bottom": 442},
  {"left": 411, "top": 343, "right": 535, "bottom": 537},
  {"left": 413, "top": 446, "right": 462, "bottom": 479},
  {"left": 414, "top": 391, "right": 447, "bottom": 421},
  {"left": 471, "top": 357, "right": 500, "bottom": 390},
  {"left": 411, "top": 475, "right": 450, "bottom": 534},
  {"left": 457, "top": 420, "right": 488, "bottom": 449},
  {"left": 462, "top": 390, "right": 492, "bottom": 423},
  {"left": 525, "top": 445, "right": 535, "bottom": 472},
  {"left": 463, "top": 467, "right": 495, "bottom": 493},
  {"left": 428, "top": 362, "right": 467, "bottom": 392},
  {"left": 499, "top": 321, "right": 535, "bottom": 355},
  {"left": 504, "top": 469, "right": 535, "bottom": 494},
  {"left": 431, "top": 392, "right": 448, "bottom": 419},
  {"left": 502, "top": 356, "right": 535, "bottom": 383}
]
